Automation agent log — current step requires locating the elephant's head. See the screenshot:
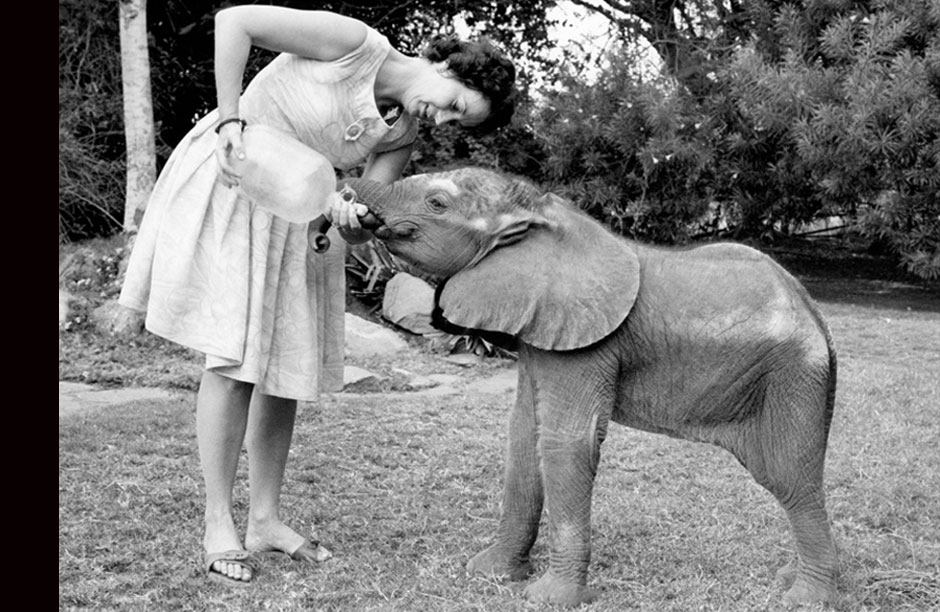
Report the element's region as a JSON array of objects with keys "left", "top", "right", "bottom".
[{"left": 344, "top": 169, "right": 641, "bottom": 351}]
